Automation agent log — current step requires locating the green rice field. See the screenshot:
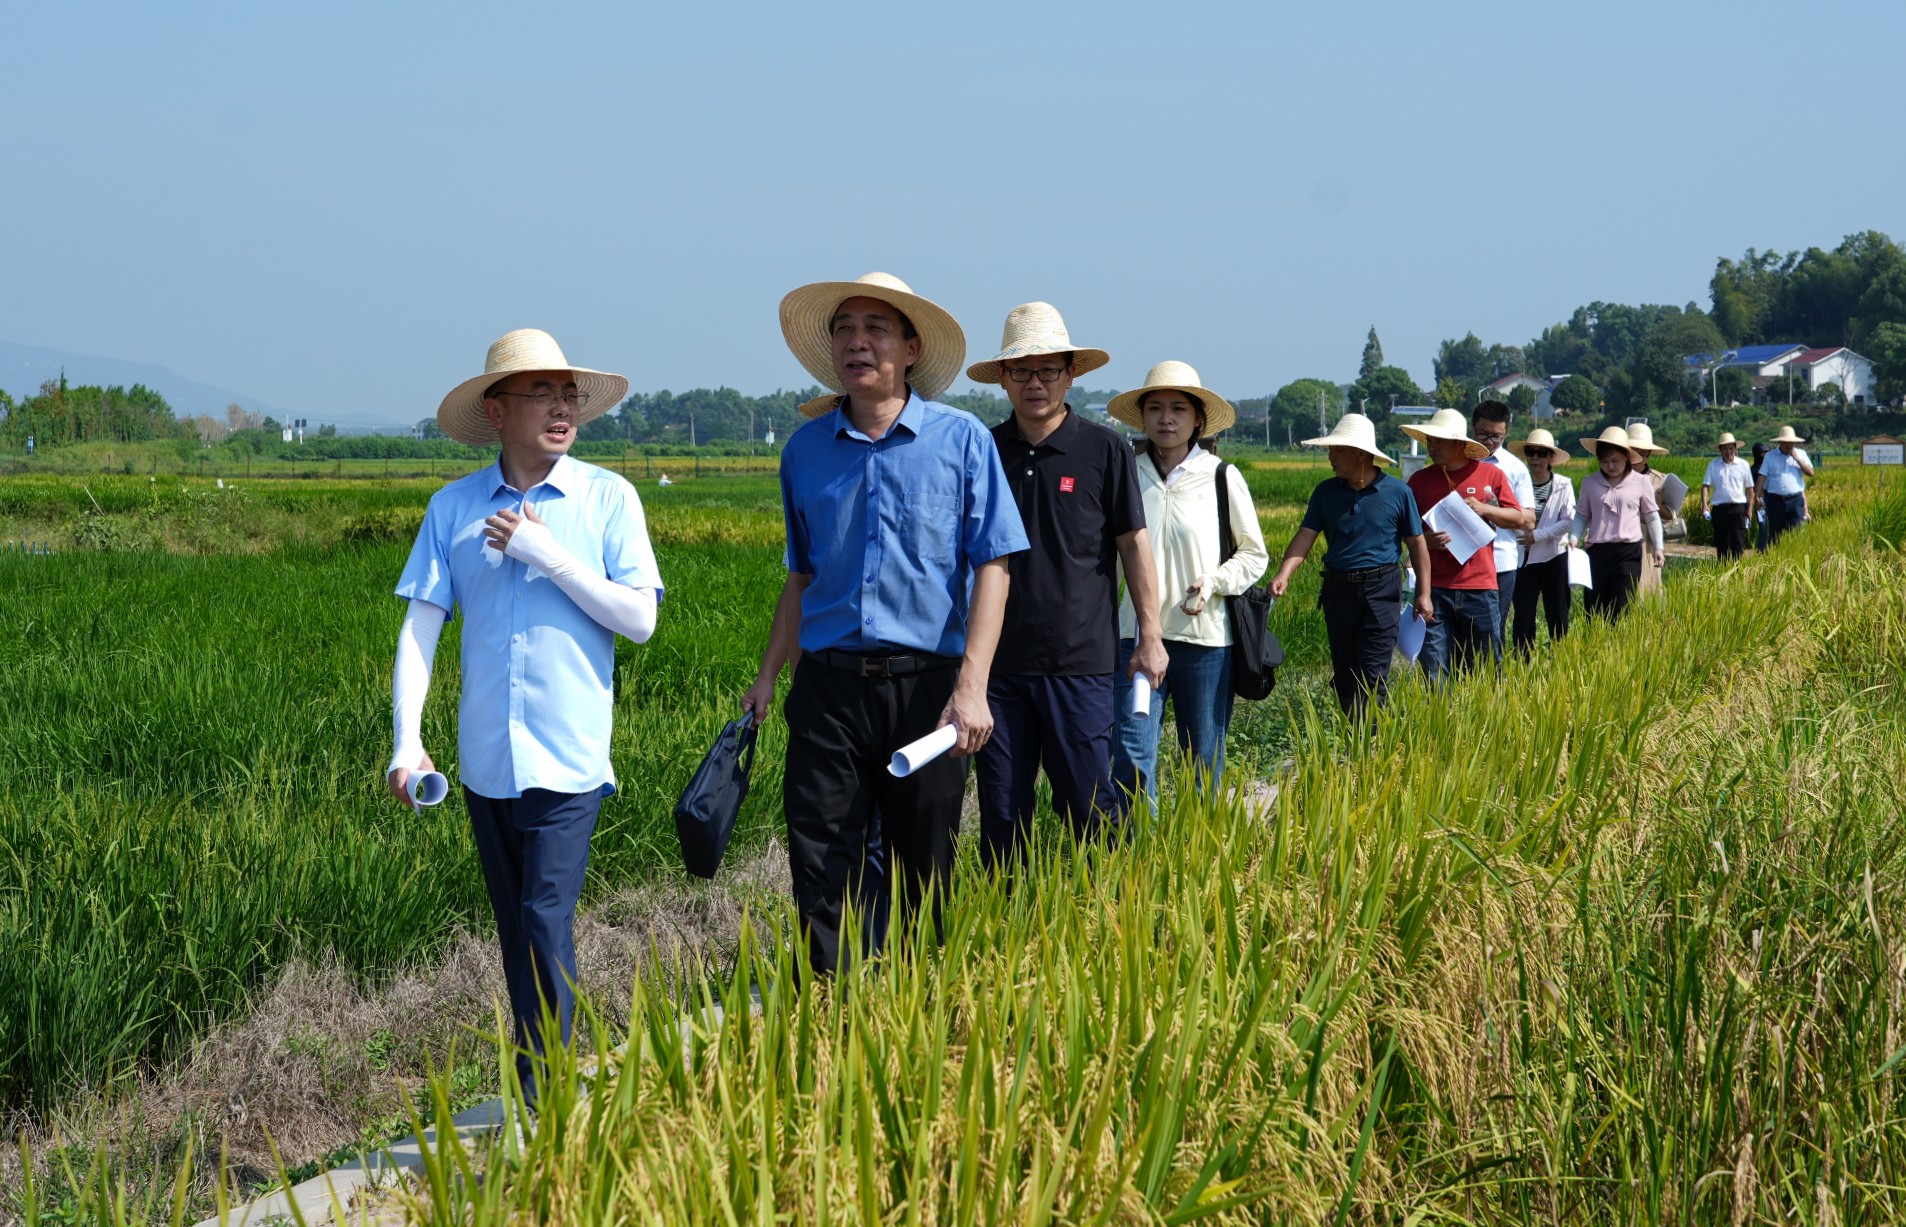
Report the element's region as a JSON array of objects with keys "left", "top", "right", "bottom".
[{"left": 8, "top": 453, "right": 1906, "bottom": 1223}]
